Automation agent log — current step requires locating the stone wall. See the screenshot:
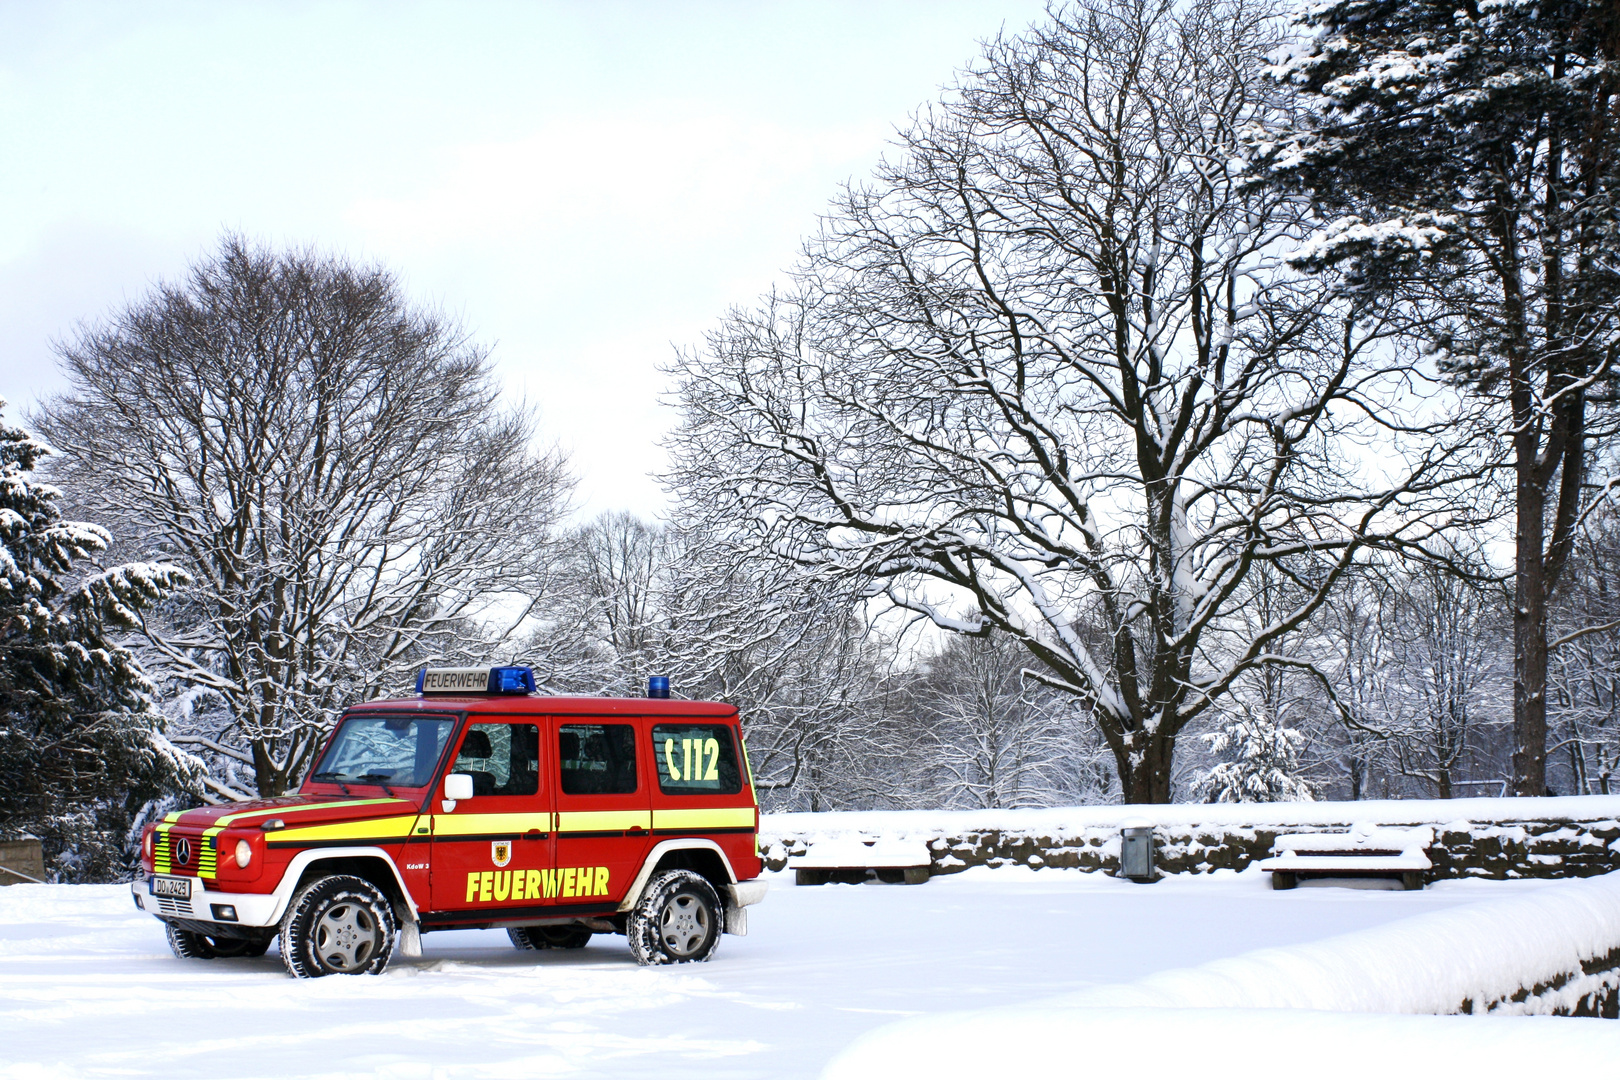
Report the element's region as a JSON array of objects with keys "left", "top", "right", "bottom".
[
  {"left": 0, "top": 839, "right": 45, "bottom": 886},
  {"left": 758, "top": 800, "right": 1620, "bottom": 883}
]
